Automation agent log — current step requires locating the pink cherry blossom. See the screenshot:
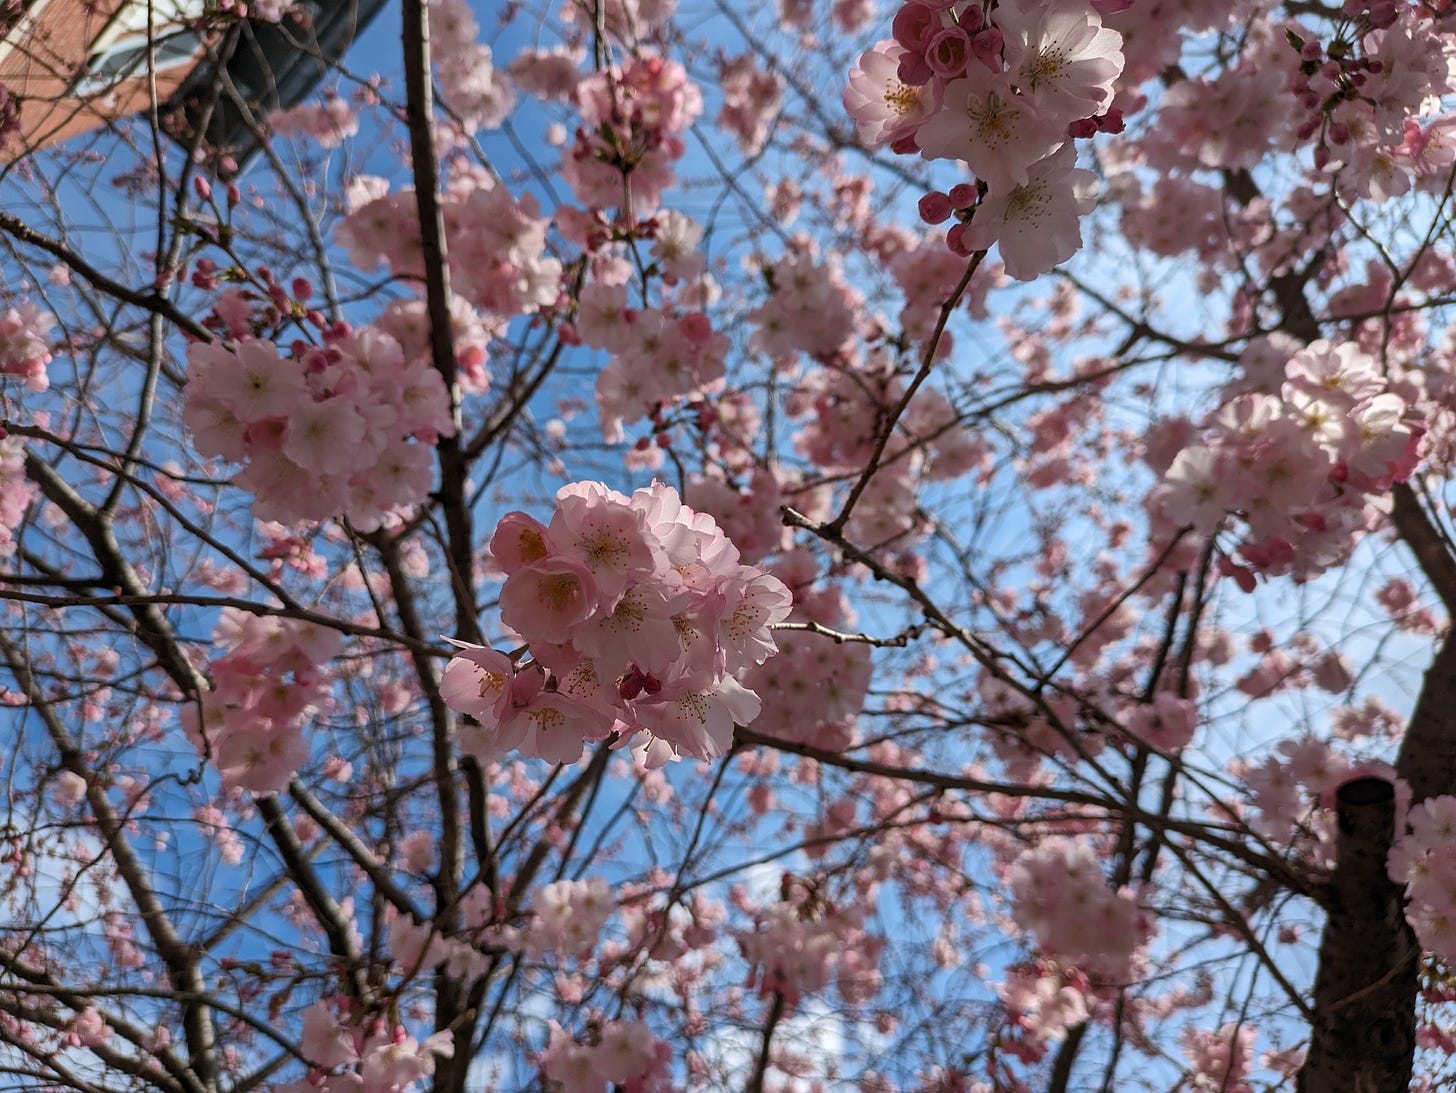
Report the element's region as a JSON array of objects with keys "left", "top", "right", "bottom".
[
  {"left": 499, "top": 555, "right": 599, "bottom": 646},
  {"left": 0, "top": 302, "right": 55, "bottom": 391},
  {"left": 960, "top": 144, "right": 1098, "bottom": 278},
  {"left": 998, "top": 0, "right": 1124, "bottom": 126},
  {"left": 915, "top": 67, "right": 1066, "bottom": 190},
  {"left": 844, "top": 40, "right": 938, "bottom": 147}
]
